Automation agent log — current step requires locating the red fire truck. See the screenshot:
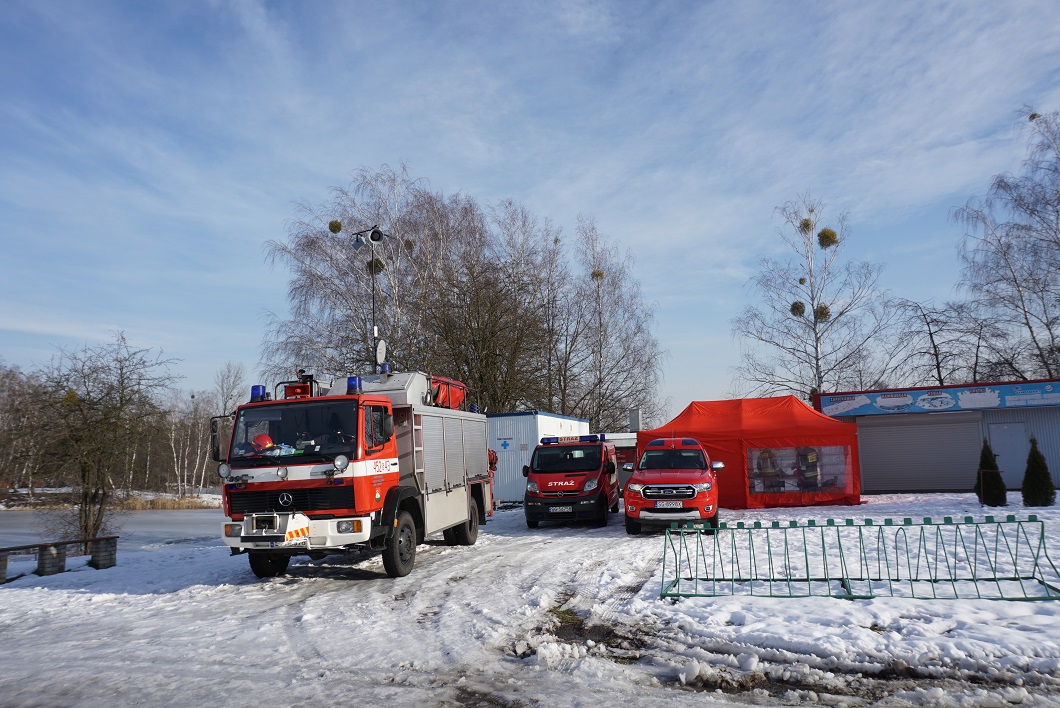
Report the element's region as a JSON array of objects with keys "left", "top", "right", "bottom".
[
  {"left": 521, "top": 434, "right": 620, "bottom": 528},
  {"left": 211, "top": 368, "right": 492, "bottom": 579},
  {"left": 623, "top": 437, "right": 725, "bottom": 534}
]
